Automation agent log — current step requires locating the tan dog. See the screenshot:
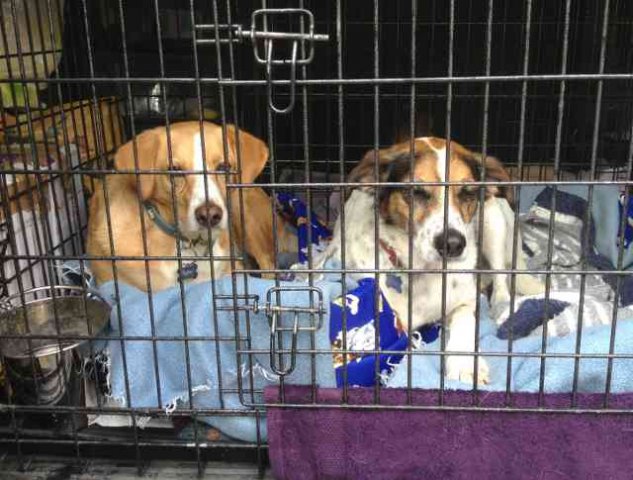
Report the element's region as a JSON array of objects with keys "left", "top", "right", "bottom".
[{"left": 87, "top": 121, "right": 294, "bottom": 292}]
